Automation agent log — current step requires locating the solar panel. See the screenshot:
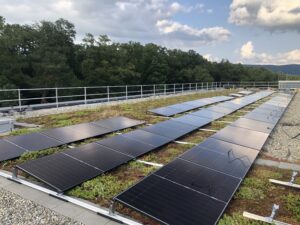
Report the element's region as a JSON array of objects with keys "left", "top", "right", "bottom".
[
  {"left": 97, "top": 135, "right": 155, "bottom": 158},
  {"left": 41, "top": 123, "right": 111, "bottom": 143},
  {"left": 64, "top": 143, "right": 133, "bottom": 172},
  {"left": 244, "top": 112, "right": 280, "bottom": 124},
  {"left": 114, "top": 174, "right": 226, "bottom": 225},
  {"left": 191, "top": 109, "right": 226, "bottom": 120},
  {"left": 210, "top": 126, "right": 269, "bottom": 150},
  {"left": 180, "top": 143, "right": 258, "bottom": 178},
  {"left": 141, "top": 120, "right": 197, "bottom": 140},
  {"left": 172, "top": 114, "right": 212, "bottom": 128},
  {"left": 92, "top": 116, "right": 144, "bottom": 131},
  {"left": 217, "top": 102, "right": 241, "bottom": 110},
  {"left": 169, "top": 103, "right": 197, "bottom": 111},
  {"left": 0, "top": 140, "right": 27, "bottom": 162},
  {"left": 122, "top": 130, "right": 171, "bottom": 147},
  {"left": 6, "top": 133, "right": 63, "bottom": 151},
  {"left": 17, "top": 153, "right": 101, "bottom": 192},
  {"left": 148, "top": 107, "right": 183, "bottom": 117},
  {"left": 230, "top": 118, "right": 275, "bottom": 134},
  {"left": 155, "top": 158, "right": 241, "bottom": 202},
  {"left": 206, "top": 106, "right": 235, "bottom": 114}
]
